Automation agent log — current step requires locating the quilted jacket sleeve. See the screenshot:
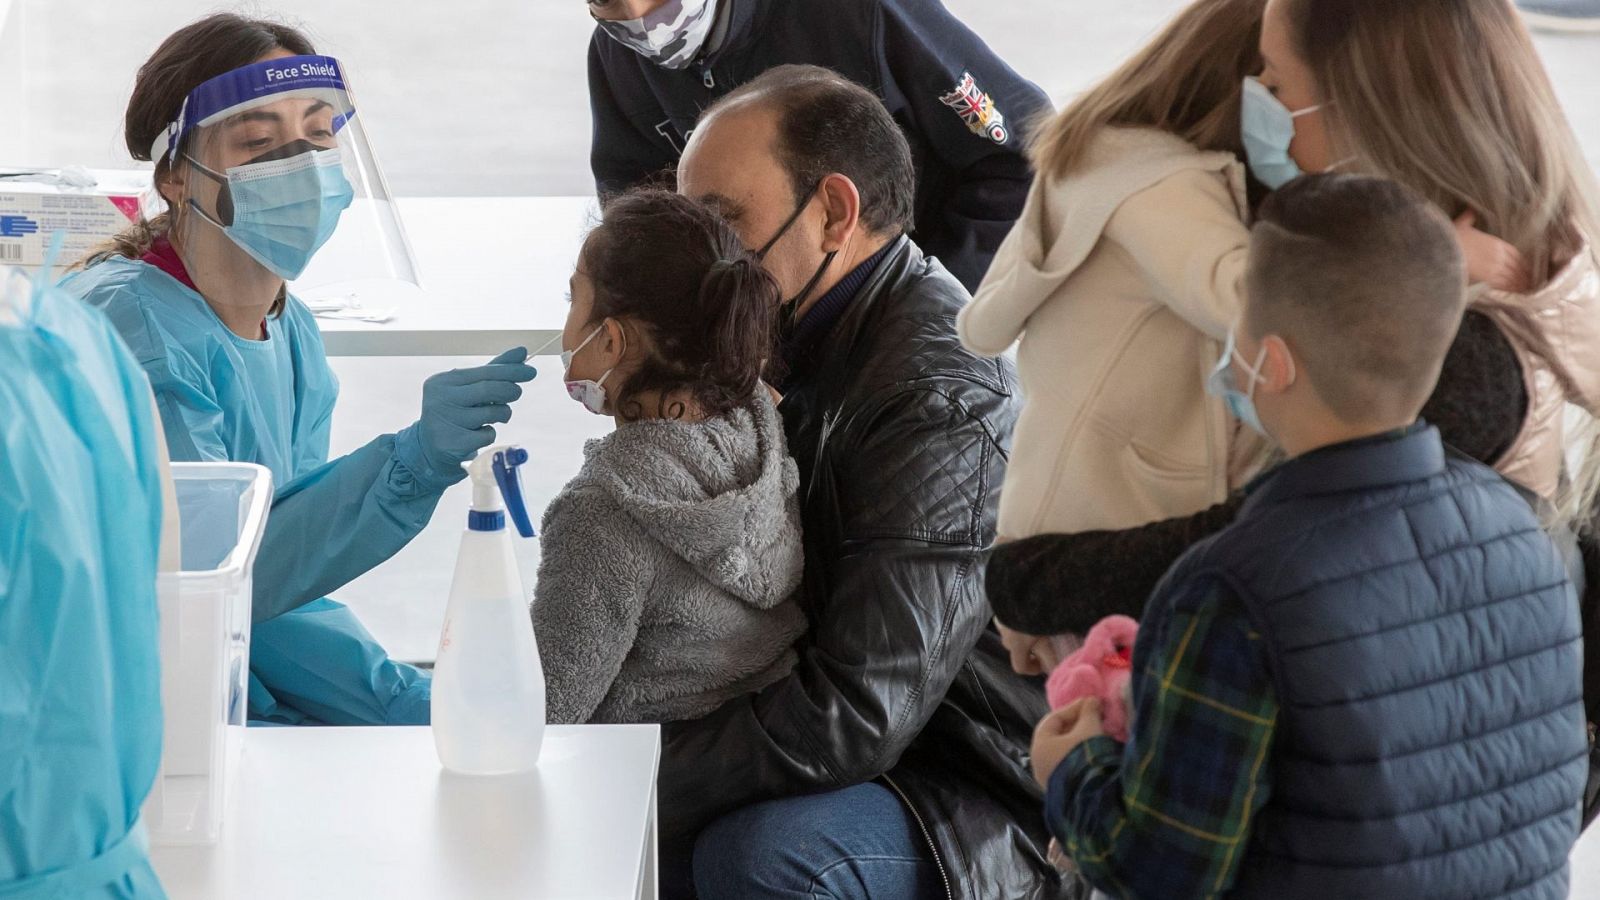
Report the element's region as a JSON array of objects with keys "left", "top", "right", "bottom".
[{"left": 656, "top": 381, "right": 1004, "bottom": 841}]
